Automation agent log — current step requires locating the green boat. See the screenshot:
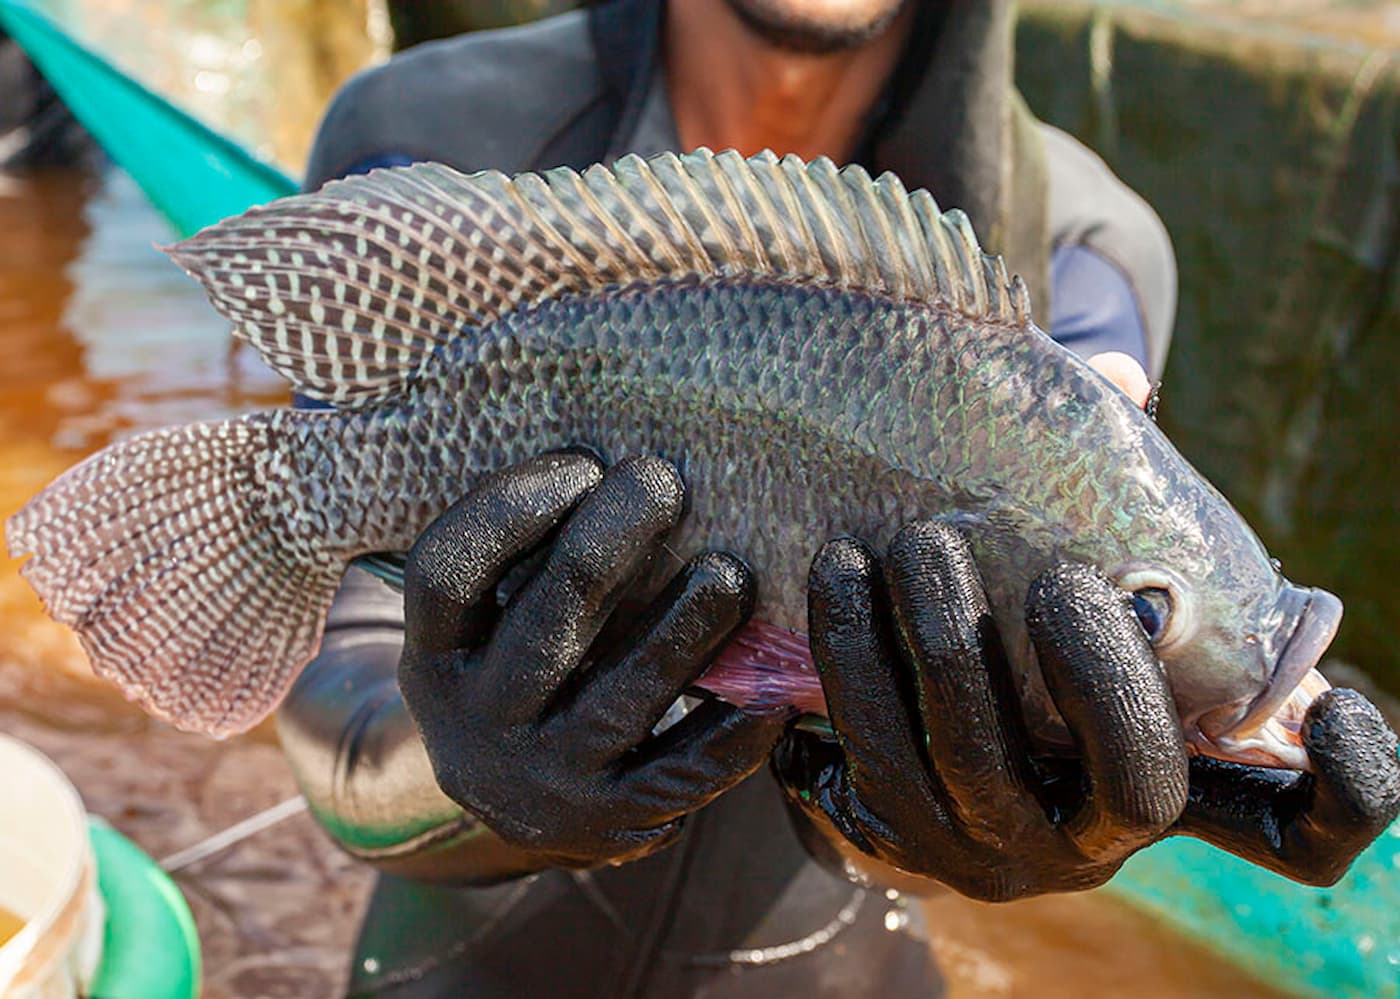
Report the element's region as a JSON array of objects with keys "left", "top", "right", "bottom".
[{"left": 2, "top": 1, "right": 1397, "bottom": 995}]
